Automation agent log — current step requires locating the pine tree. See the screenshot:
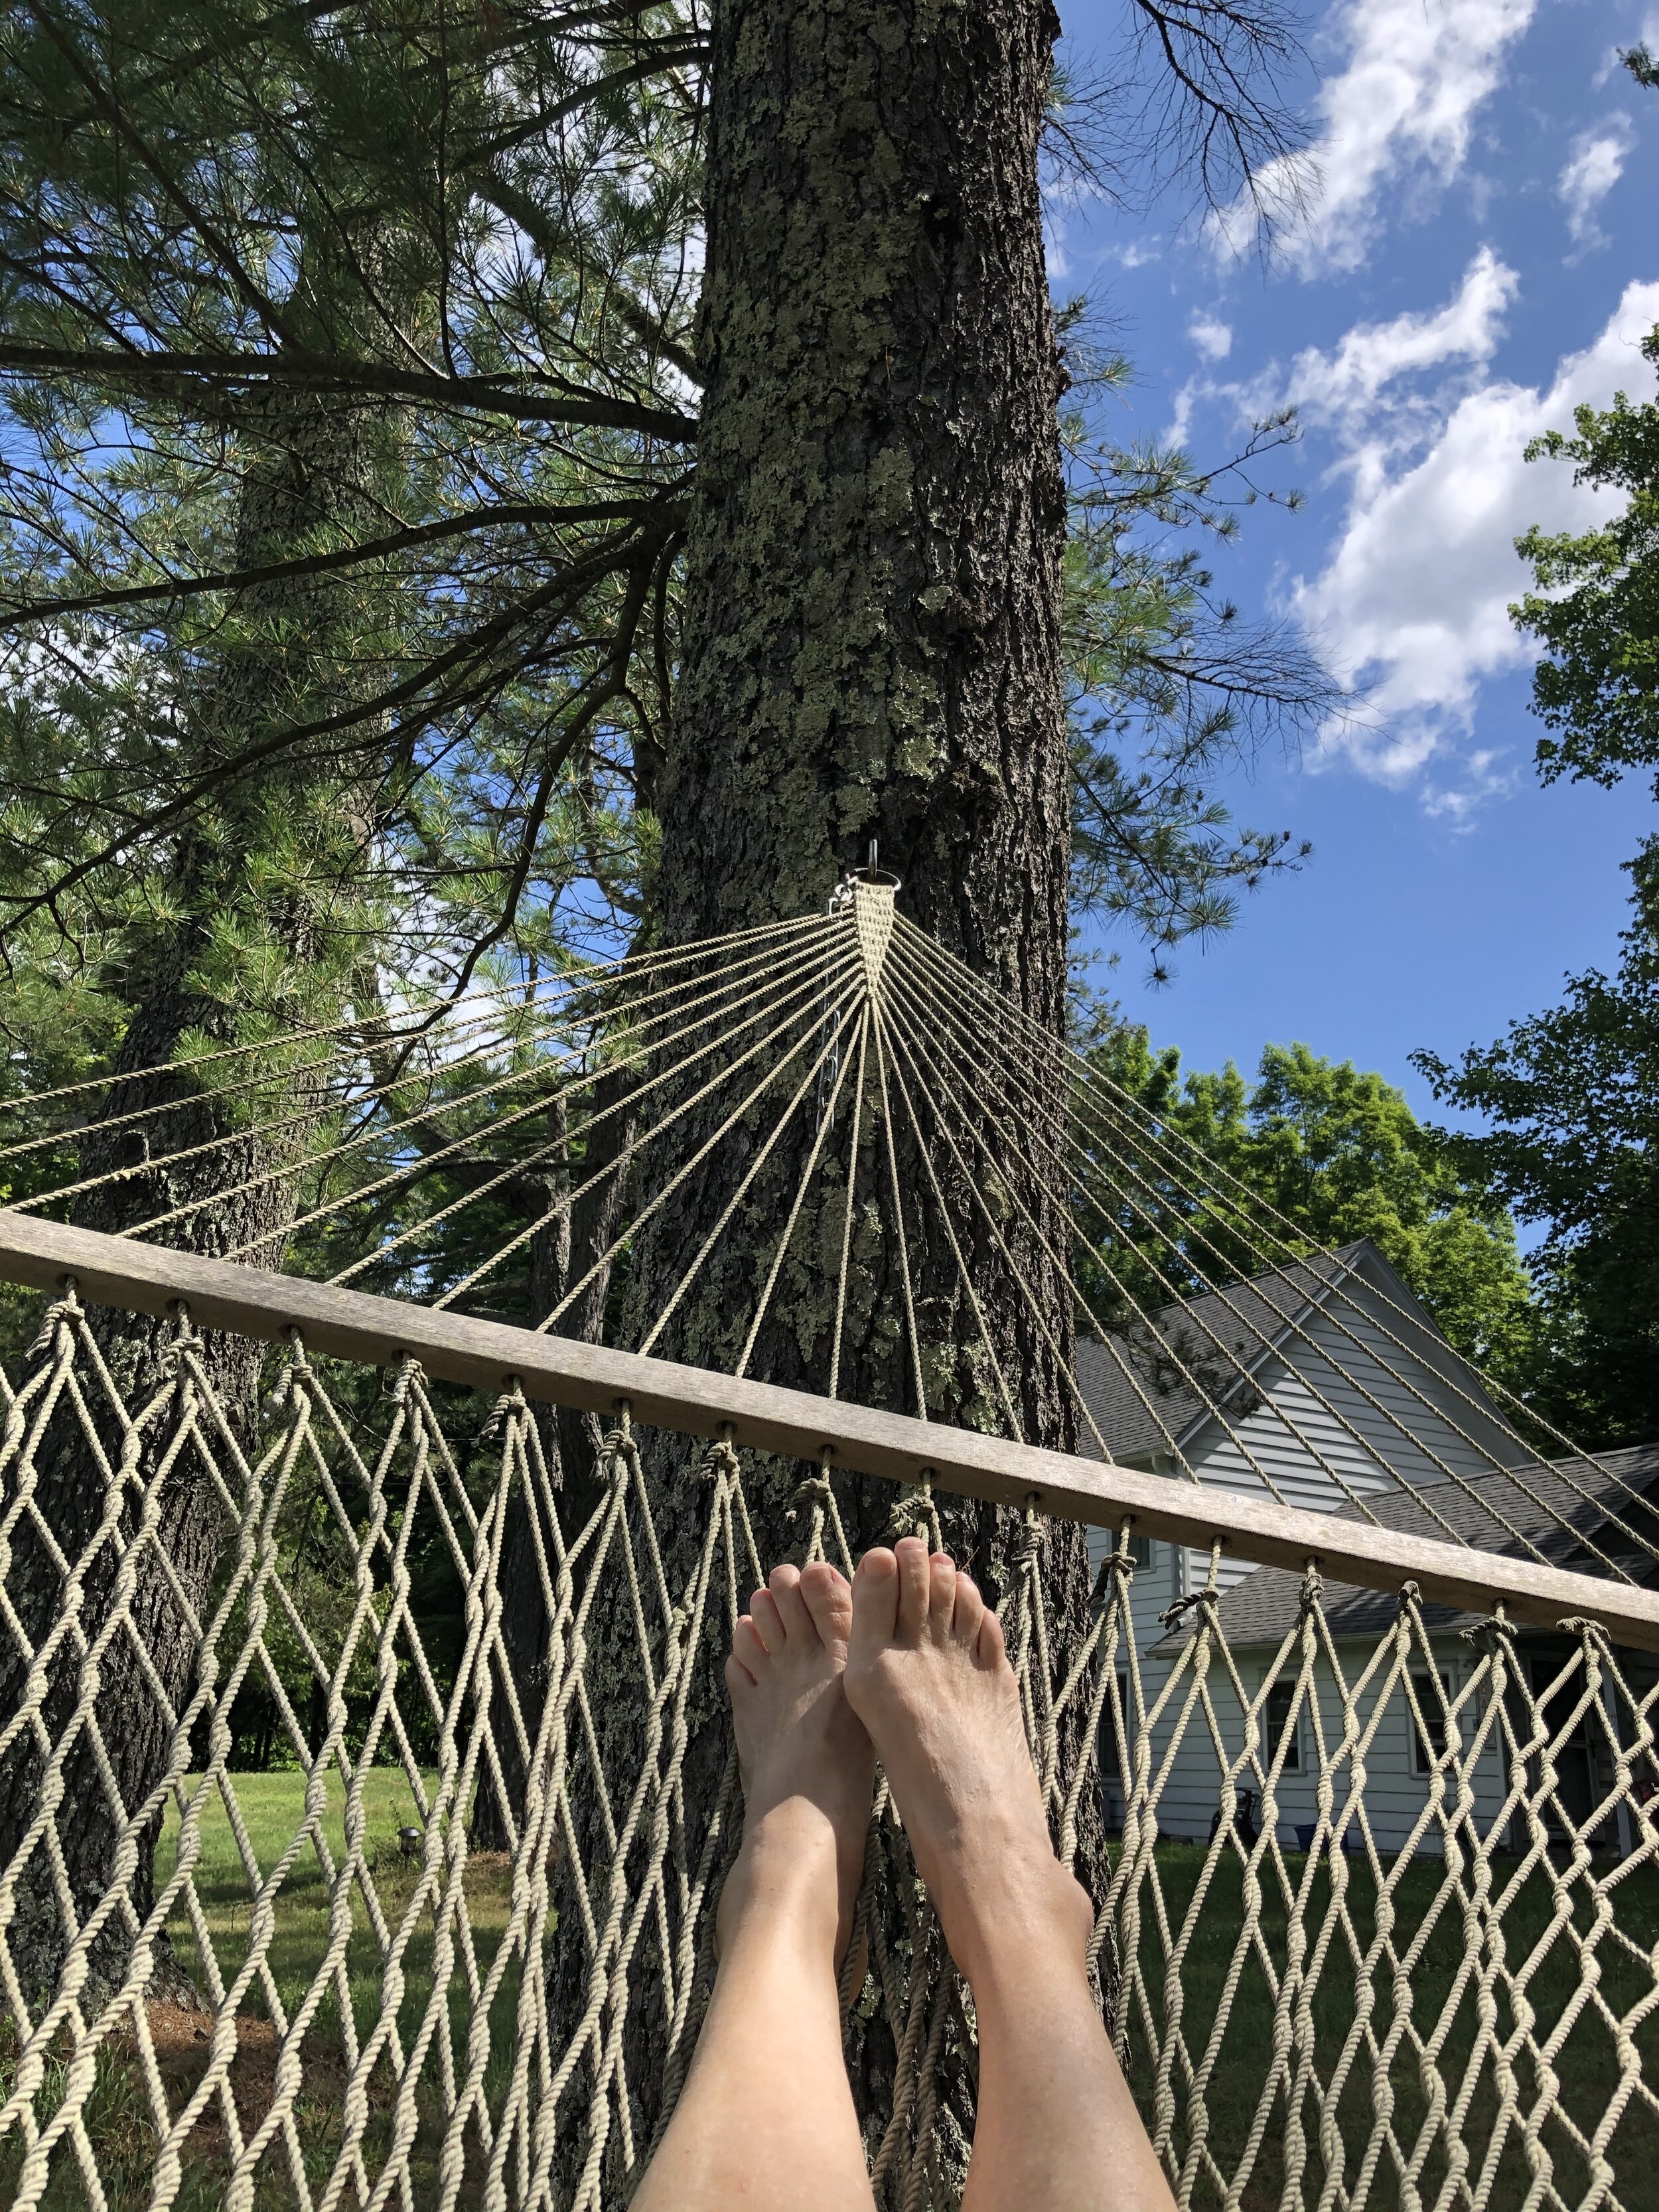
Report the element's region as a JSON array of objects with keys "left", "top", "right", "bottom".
[{"left": 0, "top": 0, "right": 1321, "bottom": 2130}]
